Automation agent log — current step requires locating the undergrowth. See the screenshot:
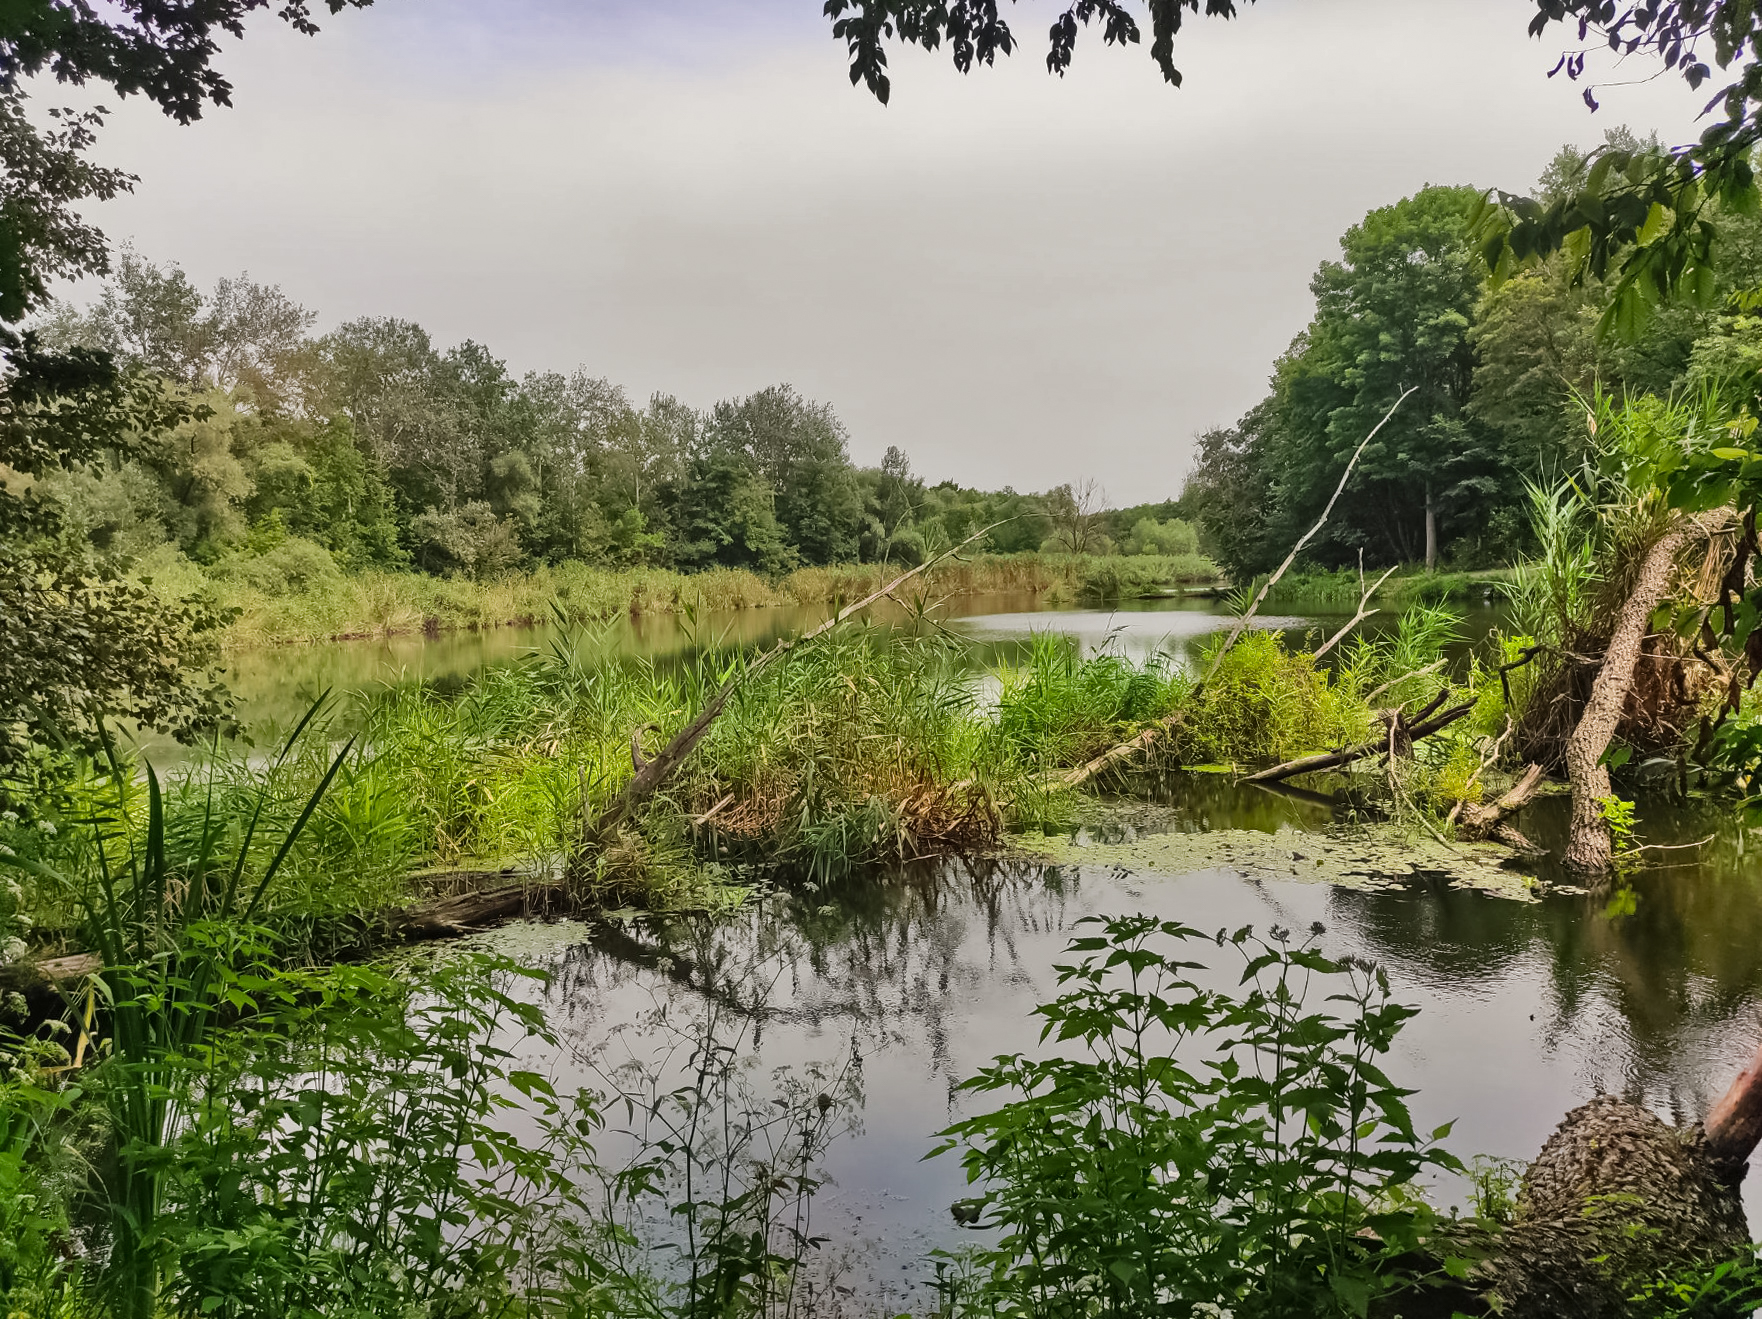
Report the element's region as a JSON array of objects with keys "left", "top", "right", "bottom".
[{"left": 1, "top": 600, "right": 1479, "bottom": 954}]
